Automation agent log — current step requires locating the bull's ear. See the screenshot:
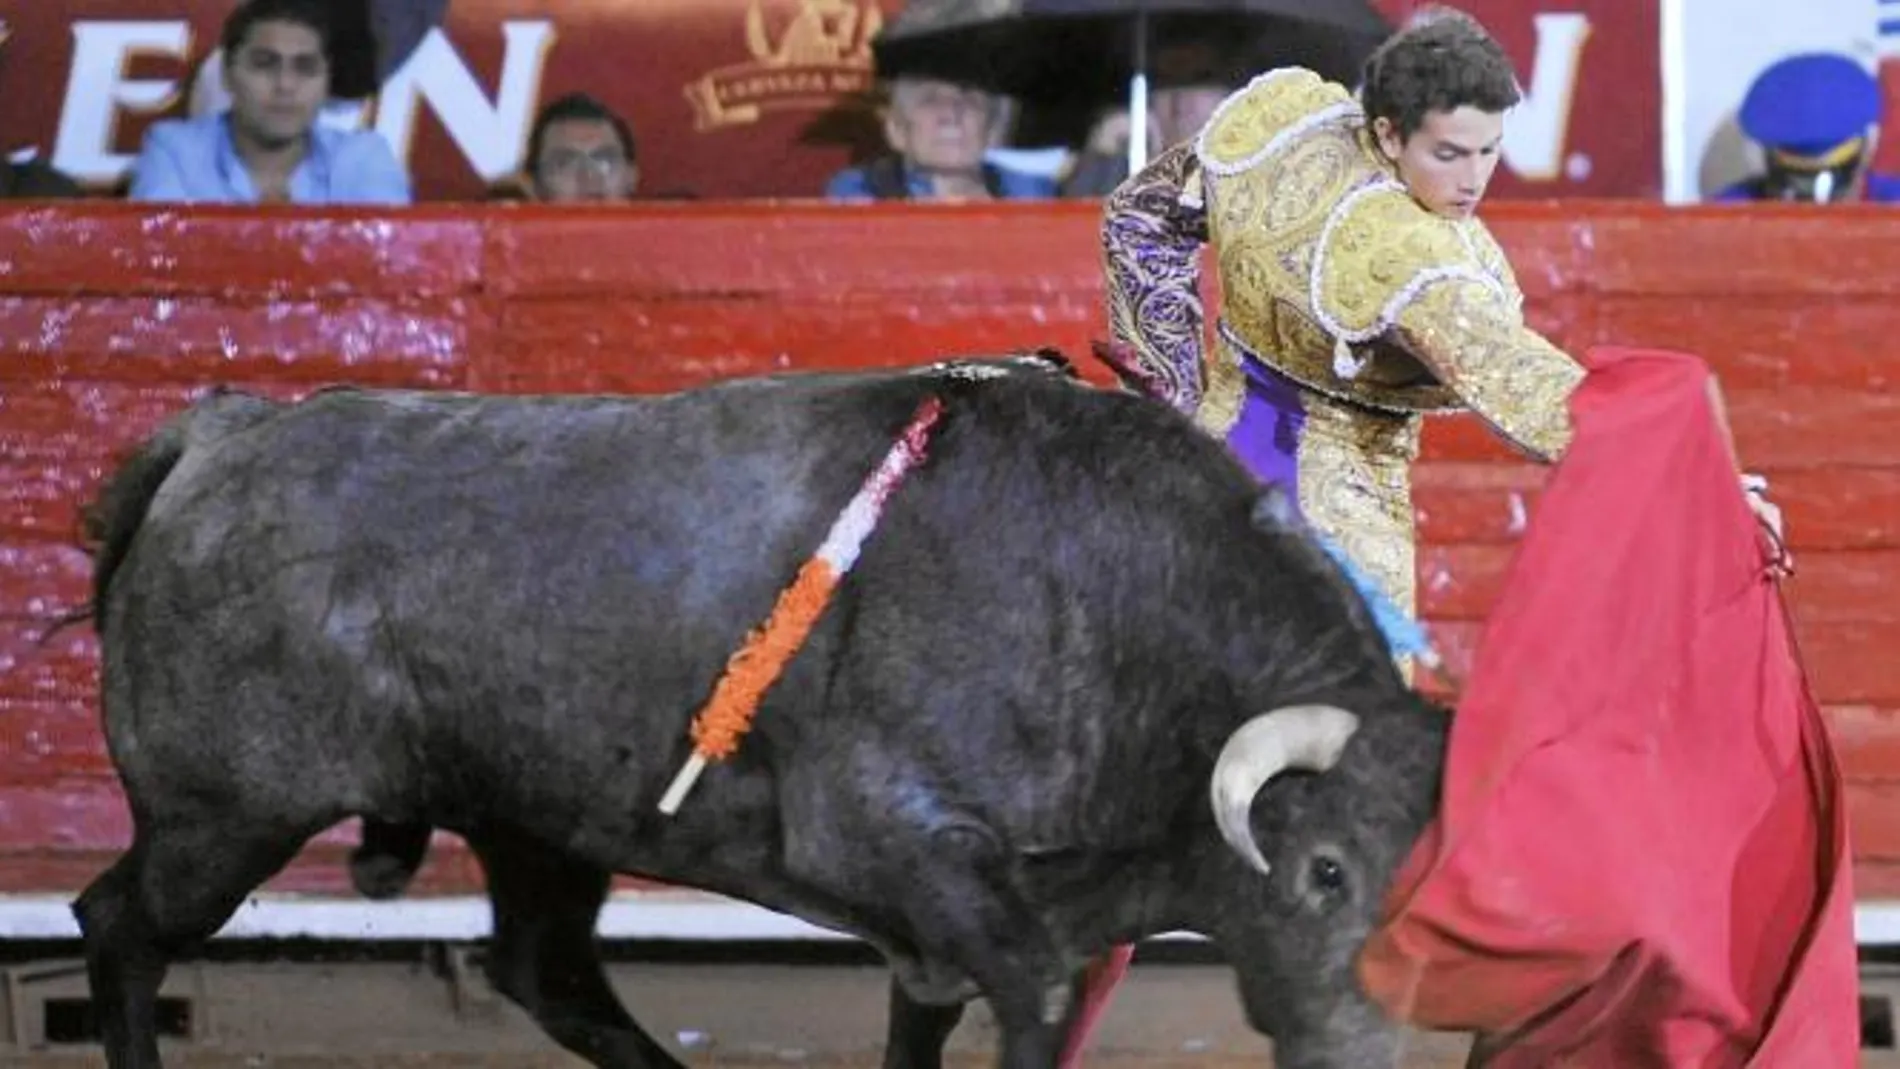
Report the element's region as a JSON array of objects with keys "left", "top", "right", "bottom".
[{"left": 1250, "top": 483, "right": 1300, "bottom": 531}]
